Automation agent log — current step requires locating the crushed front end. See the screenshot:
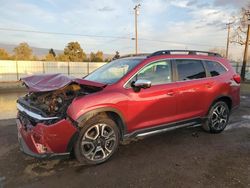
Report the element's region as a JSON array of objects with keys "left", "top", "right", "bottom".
[{"left": 16, "top": 74, "right": 105, "bottom": 159}]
